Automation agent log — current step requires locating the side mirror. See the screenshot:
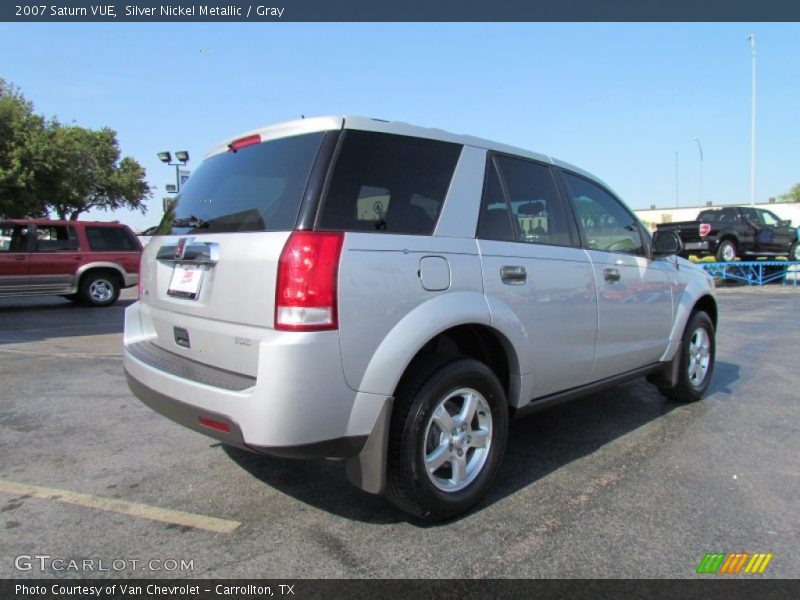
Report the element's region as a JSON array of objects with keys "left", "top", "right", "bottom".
[{"left": 652, "top": 230, "right": 683, "bottom": 257}]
